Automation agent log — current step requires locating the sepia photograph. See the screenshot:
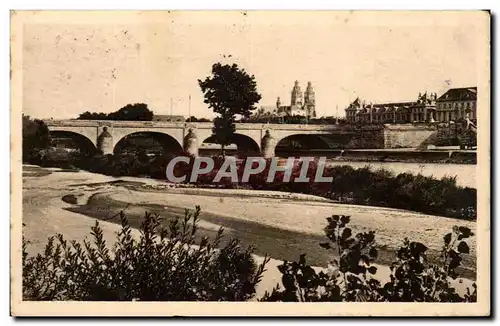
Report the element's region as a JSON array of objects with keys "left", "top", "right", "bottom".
[{"left": 10, "top": 9, "right": 491, "bottom": 317}]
